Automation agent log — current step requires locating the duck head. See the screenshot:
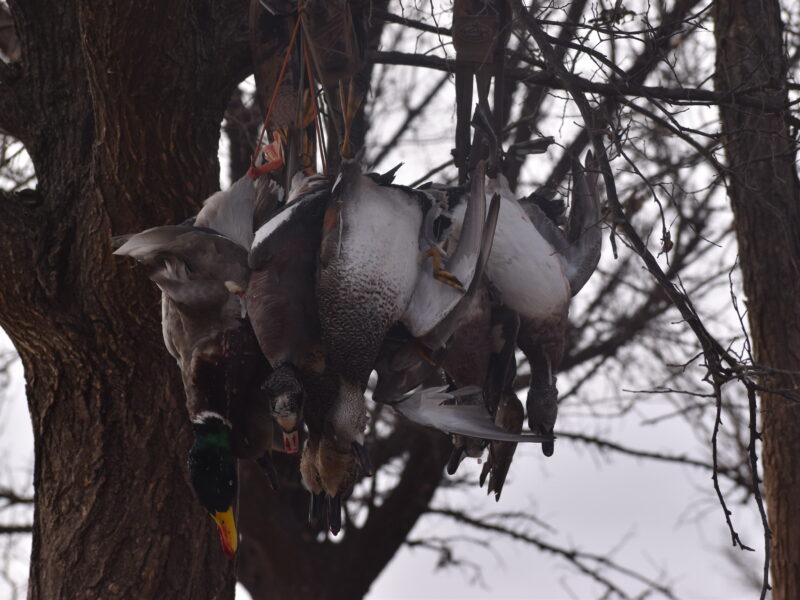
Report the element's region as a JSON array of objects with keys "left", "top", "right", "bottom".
[
  {"left": 263, "top": 364, "right": 305, "bottom": 453},
  {"left": 187, "top": 412, "right": 238, "bottom": 559}
]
